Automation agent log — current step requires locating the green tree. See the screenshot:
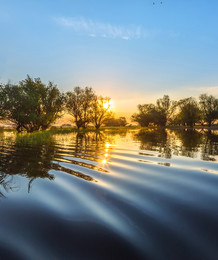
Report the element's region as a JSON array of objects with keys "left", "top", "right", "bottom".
[
  {"left": 132, "top": 95, "right": 176, "bottom": 127},
  {"left": 39, "top": 82, "right": 65, "bottom": 130},
  {"left": 2, "top": 76, "right": 64, "bottom": 132},
  {"left": 131, "top": 104, "right": 154, "bottom": 127},
  {"left": 199, "top": 94, "right": 218, "bottom": 126},
  {"left": 66, "top": 87, "right": 96, "bottom": 129},
  {"left": 177, "top": 97, "right": 201, "bottom": 127}
]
